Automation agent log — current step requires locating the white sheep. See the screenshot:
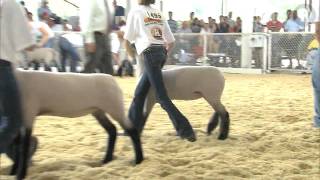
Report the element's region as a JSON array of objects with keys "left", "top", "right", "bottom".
[
  {"left": 10, "top": 70, "right": 143, "bottom": 179},
  {"left": 24, "top": 48, "right": 60, "bottom": 71},
  {"left": 137, "top": 66, "right": 230, "bottom": 140}
]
